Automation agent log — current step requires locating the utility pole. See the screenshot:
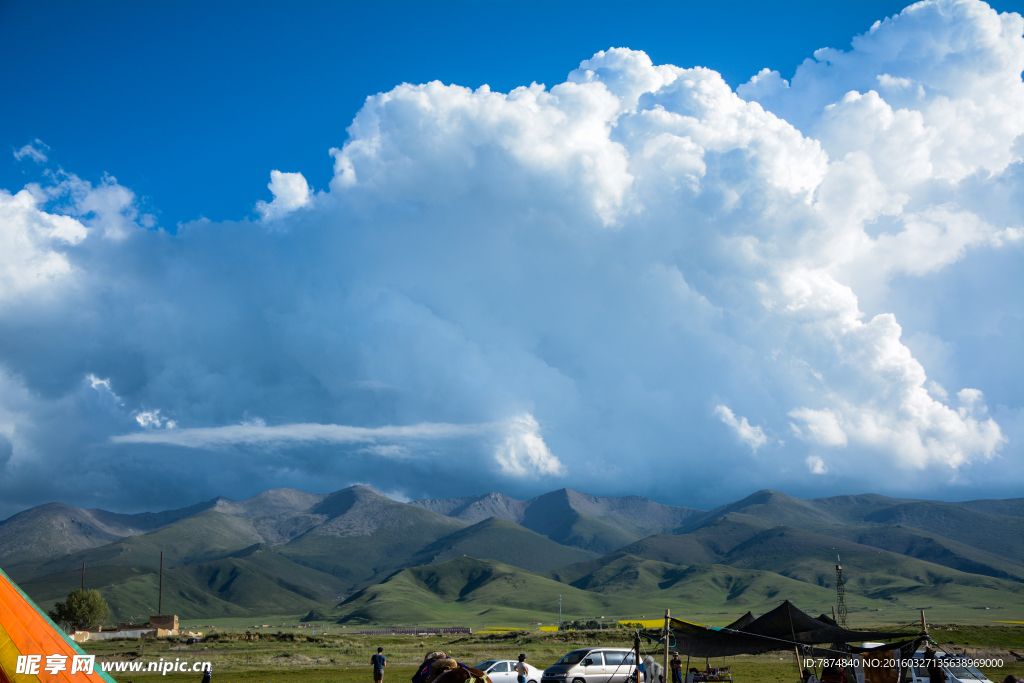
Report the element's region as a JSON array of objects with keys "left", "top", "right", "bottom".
[
  {"left": 81, "top": 562, "right": 85, "bottom": 591},
  {"left": 158, "top": 551, "right": 163, "bottom": 615},
  {"left": 558, "top": 595, "right": 562, "bottom": 628}
]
